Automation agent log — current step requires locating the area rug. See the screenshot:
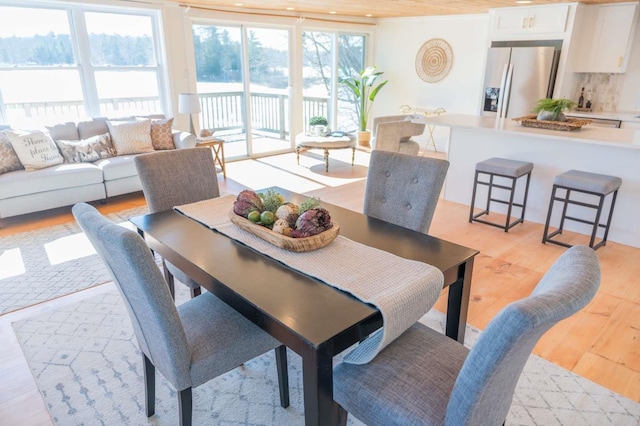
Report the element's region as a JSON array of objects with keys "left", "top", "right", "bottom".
[
  {"left": 0, "top": 206, "right": 150, "bottom": 315},
  {"left": 12, "top": 290, "right": 640, "bottom": 426}
]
